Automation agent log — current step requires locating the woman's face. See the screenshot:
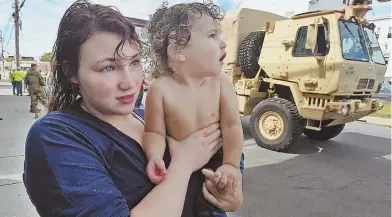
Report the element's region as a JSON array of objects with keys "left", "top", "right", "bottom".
[{"left": 72, "top": 31, "right": 143, "bottom": 116}]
